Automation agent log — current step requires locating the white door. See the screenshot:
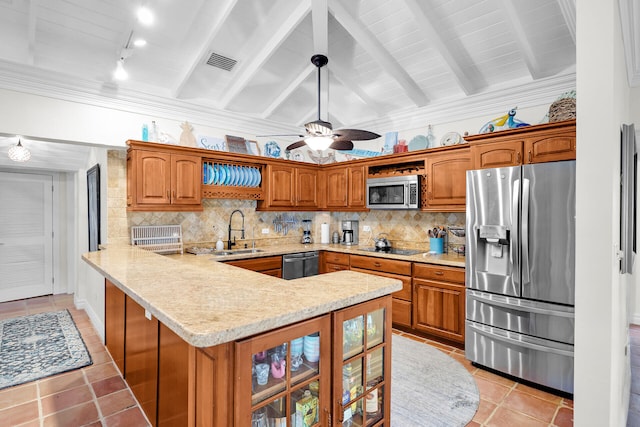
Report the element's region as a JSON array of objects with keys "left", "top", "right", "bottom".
[{"left": 0, "top": 172, "right": 53, "bottom": 302}]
